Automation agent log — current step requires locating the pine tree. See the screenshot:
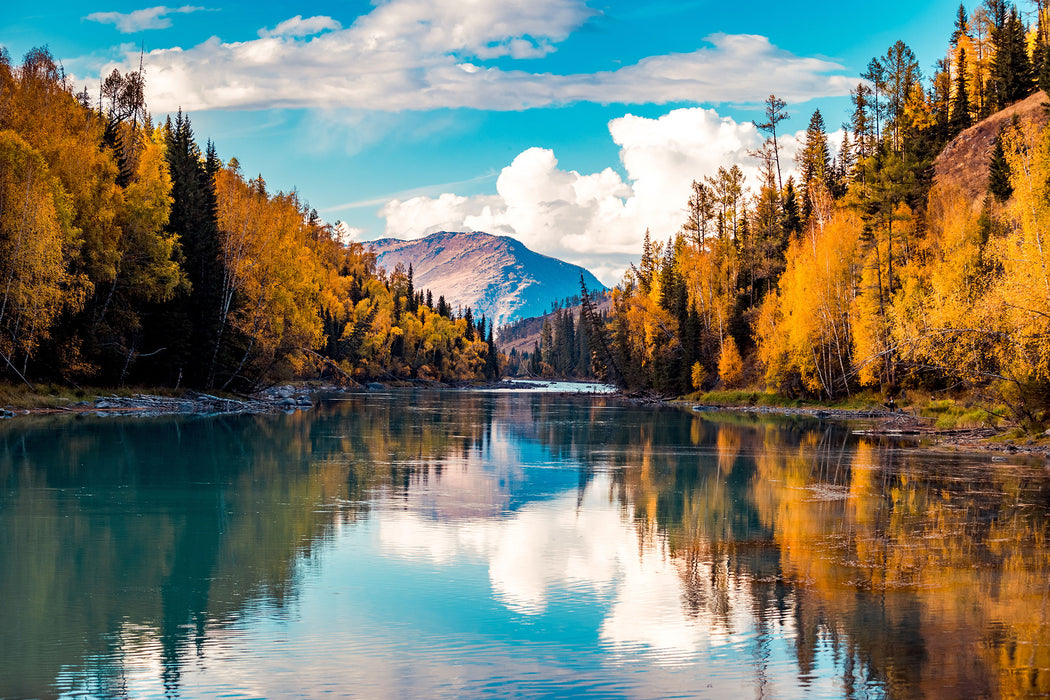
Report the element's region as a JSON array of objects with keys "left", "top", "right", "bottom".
[
  {"left": 881, "top": 41, "right": 922, "bottom": 152},
  {"left": 991, "top": 5, "right": 1034, "bottom": 108},
  {"left": 781, "top": 178, "right": 802, "bottom": 238},
  {"left": 988, "top": 123, "right": 1014, "bottom": 201},
  {"left": 861, "top": 58, "right": 886, "bottom": 140},
  {"left": 146, "top": 111, "right": 224, "bottom": 387},
  {"left": 463, "top": 307, "right": 475, "bottom": 341},
  {"left": 850, "top": 83, "right": 874, "bottom": 162},
  {"left": 951, "top": 47, "right": 973, "bottom": 134},
  {"left": 485, "top": 325, "right": 499, "bottom": 379},
  {"left": 952, "top": 3, "right": 970, "bottom": 46},
  {"left": 755, "top": 94, "right": 789, "bottom": 192},
  {"left": 798, "top": 110, "right": 831, "bottom": 218}
]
